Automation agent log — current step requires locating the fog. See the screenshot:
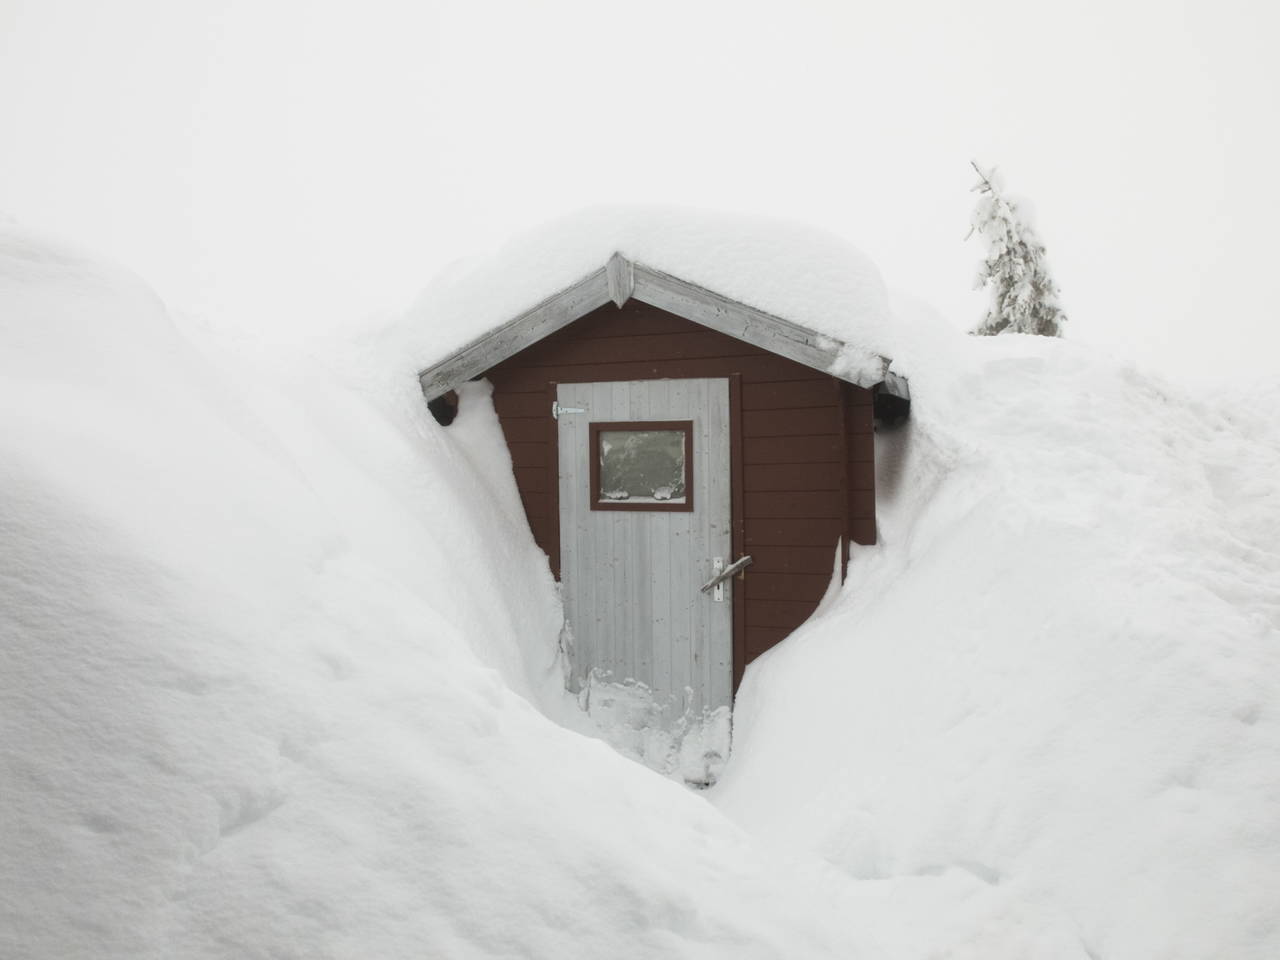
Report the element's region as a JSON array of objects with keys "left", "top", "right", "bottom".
[{"left": 2, "top": 0, "right": 1275, "bottom": 381}]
